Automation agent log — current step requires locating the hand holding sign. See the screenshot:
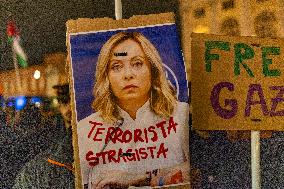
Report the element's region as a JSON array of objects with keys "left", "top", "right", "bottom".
[
  {"left": 91, "top": 170, "right": 146, "bottom": 189},
  {"left": 150, "top": 161, "right": 190, "bottom": 187}
]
